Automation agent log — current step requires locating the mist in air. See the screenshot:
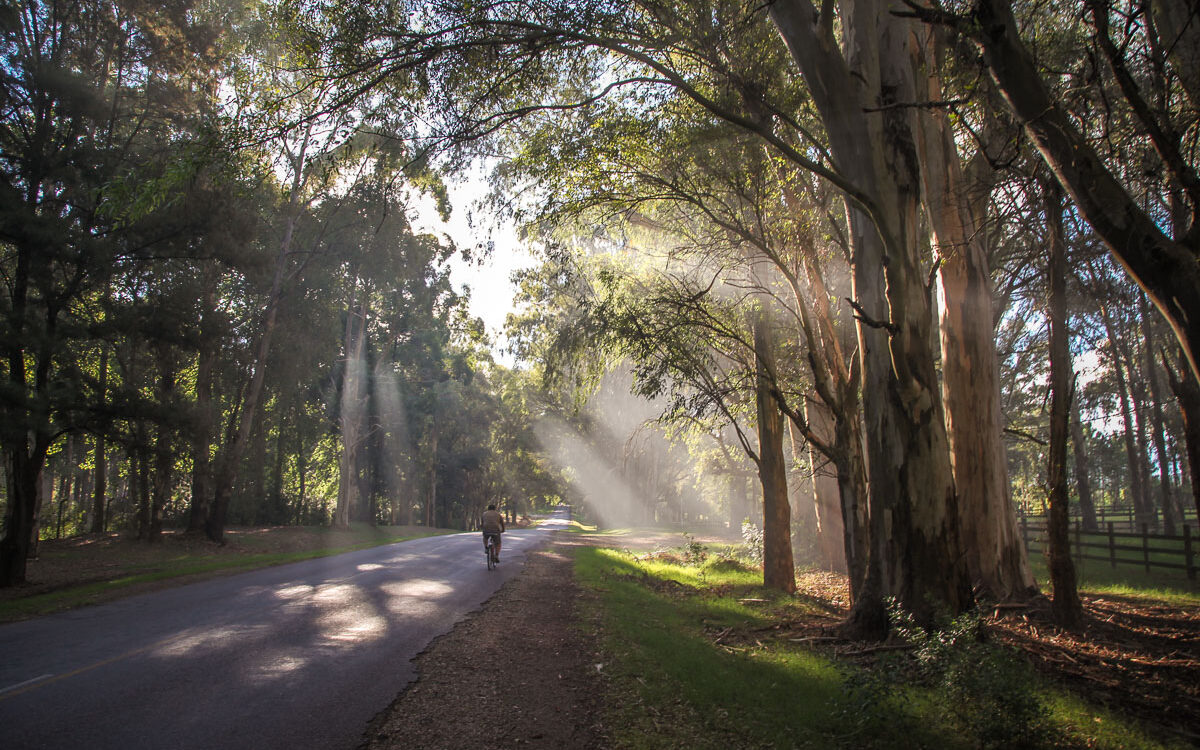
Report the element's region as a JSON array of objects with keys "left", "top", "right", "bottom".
[{"left": 533, "top": 367, "right": 719, "bottom": 530}]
